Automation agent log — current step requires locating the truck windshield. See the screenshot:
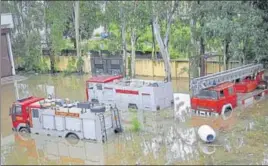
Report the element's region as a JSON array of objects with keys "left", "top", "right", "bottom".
[
  {"left": 195, "top": 90, "right": 218, "bottom": 100},
  {"left": 12, "top": 105, "right": 22, "bottom": 115}
]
